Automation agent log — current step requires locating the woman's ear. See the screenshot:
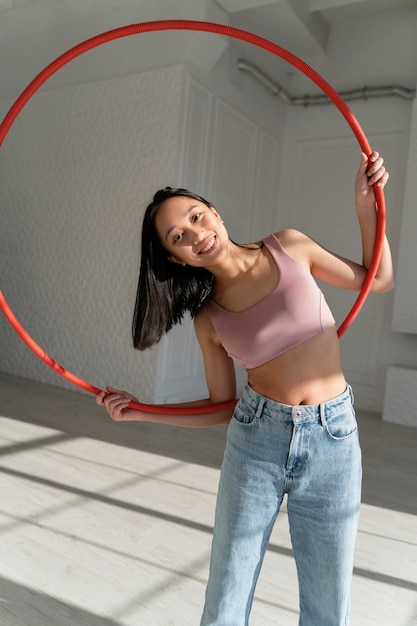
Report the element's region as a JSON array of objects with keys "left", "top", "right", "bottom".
[
  {"left": 209, "top": 205, "right": 224, "bottom": 223},
  {"left": 168, "top": 255, "right": 186, "bottom": 267}
]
